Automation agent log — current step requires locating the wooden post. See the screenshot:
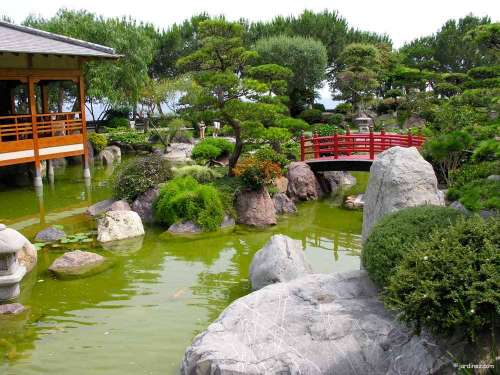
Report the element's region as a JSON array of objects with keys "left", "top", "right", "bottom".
[
  {"left": 407, "top": 127, "right": 413, "bottom": 147},
  {"left": 28, "top": 76, "right": 42, "bottom": 187},
  {"left": 381, "top": 126, "right": 386, "bottom": 151},
  {"left": 345, "top": 125, "right": 351, "bottom": 156},
  {"left": 369, "top": 126, "right": 375, "bottom": 160},
  {"left": 79, "top": 75, "right": 91, "bottom": 179},
  {"left": 333, "top": 128, "right": 339, "bottom": 159},
  {"left": 313, "top": 132, "right": 320, "bottom": 159},
  {"left": 300, "top": 130, "right": 305, "bottom": 161}
]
